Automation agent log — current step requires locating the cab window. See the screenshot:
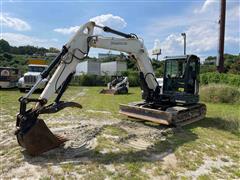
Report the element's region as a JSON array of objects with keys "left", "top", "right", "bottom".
[
  {"left": 28, "top": 66, "right": 46, "bottom": 72},
  {"left": 165, "top": 59, "right": 185, "bottom": 79}
]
